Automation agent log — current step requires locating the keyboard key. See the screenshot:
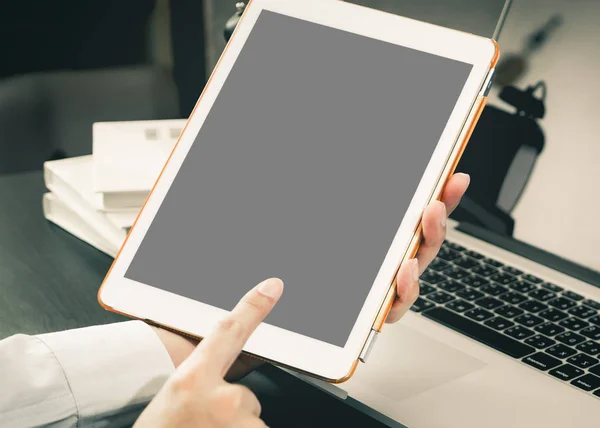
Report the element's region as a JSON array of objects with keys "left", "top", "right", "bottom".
[
  {"left": 428, "top": 259, "right": 450, "bottom": 272},
  {"left": 589, "top": 316, "right": 600, "bottom": 327},
  {"left": 590, "top": 364, "right": 600, "bottom": 376},
  {"left": 464, "top": 250, "right": 485, "bottom": 260},
  {"left": 483, "top": 257, "right": 503, "bottom": 267},
  {"left": 481, "top": 283, "right": 508, "bottom": 296},
  {"left": 456, "top": 288, "right": 484, "bottom": 301},
  {"left": 475, "top": 297, "right": 504, "bottom": 310},
  {"left": 555, "top": 331, "right": 586, "bottom": 346},
  {"left": 471, "top": 265, "right": 498, "bottom": 277},
  {"left": 489, "top": 272, "right": 517, "bottom": 285},
  {"left": 427, "top": 291, "right": 455, "bottom": 305},
  {"left": 577, "top": 341, "right": 600, "bottom": 356},
  {"left": 568, "top": 306, "right": 597, "bottom": 319},
  {"left": 549, "top": 364, "right": 584, "bottom": 381},
  {"left": 563, "top": 291, "right": 584, "bottom": 302},
  {"left": 549, "top": 297, "right": 577, "bottom": 311},
  {"left": 546, "top": 344, "right": 577, "bottom": 359},
  {"left": 594, "top": 389, "right": 600, "bottom": 398},
  {"left": 446, "top": 299, "right": 474, "bottom": 313},
  {"left": 567, "top": 353, "right": 599, "bottom": 369},
  {"left": 582, "top": 299, "right": 600, "bottom": 310},
  {"left": 522, "top": 352, "right": 562, "bottom": 371},
  {"left": 453, "top": 256, "right": 480, "bottom": 270},
  {"left": 539, "top": 308, "right": 568, "bottom": 322},
  {"left": 510, "top": 281, "right": 538, "bottom": 294},
  {"left": 514, "top": 314, "right": 544, "bottom": 328},
  {"left": 437, "top": 247, "right": 461, "bottom": 262},
  {"left": 422, "top": 307, "right": 535, "bottom": 358},
  {"left": 505, "top": 325, "right": 535, "bottom": 340},
  {"left": 535, "top": 323, "right": 565, "bottom": 337},
  {"left": 460, "top": 275, "right": 489, "bottom": 288},
  {"left": 442, "top": 267, "right": 470, "bottom": 281},
  {"left": 410, "top": 297, "right": 436, "bottom": 313},
  {"left": 465, "top": 307, "right": 494, "bottom": 322},
  {"left": 444, "top": 241, "right": 465, "bottom": 252},
  {"left": 495, "top": 305, "right": 524, "bottom": 319},
  {"left": 525, "top": 334, "right": 556, "bottom": 349},
  {"left": 421, "top": 271, "right": 446, "bottom": 285},
  {"left": 559, "top": 317, "right": 589, "bottom": 331},
  {"left": 484, "top": 317, "right": 514, "bottom": 331},
  {"left": 571, "top": 374, "right": 600, "bottom": 392},
  {"left": 519, "top": 300, "right": 548, "bottom": 313},
  {"left": 420, "top": 283, "right": 436, "bottom": 295},
  {"left": 529, "top": 289, "right": 556, "bottom": 302},
  {"left": 541, "top": 282, "right": 563, "bottom": 293},
  {"left": 580, "top": 326, "right": 600, "bottom": 340},
  {"left": 503, "top": 266, "right": 523, "bottom": 276},
  {"left": 522, "top": 274, "right": 543, "bottom": 284},
  {"left": 500, "top": 292, "right": 528, "bottom": 305},
  {"left": 438, "top": 280, "right": 465, "bottom": 293}
]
